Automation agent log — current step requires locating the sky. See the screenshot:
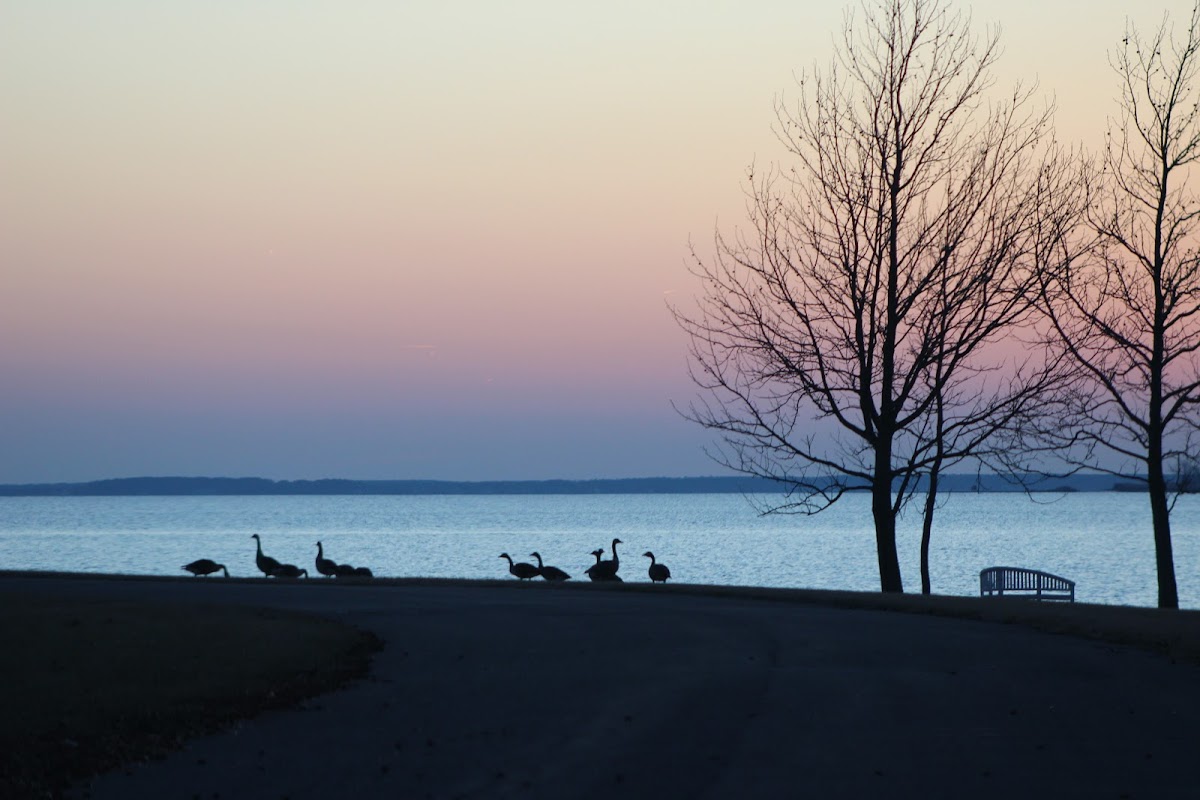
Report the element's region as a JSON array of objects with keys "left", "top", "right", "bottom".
[{"left": 1, "top": 0, "right": 1195, "bottom": 483}]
